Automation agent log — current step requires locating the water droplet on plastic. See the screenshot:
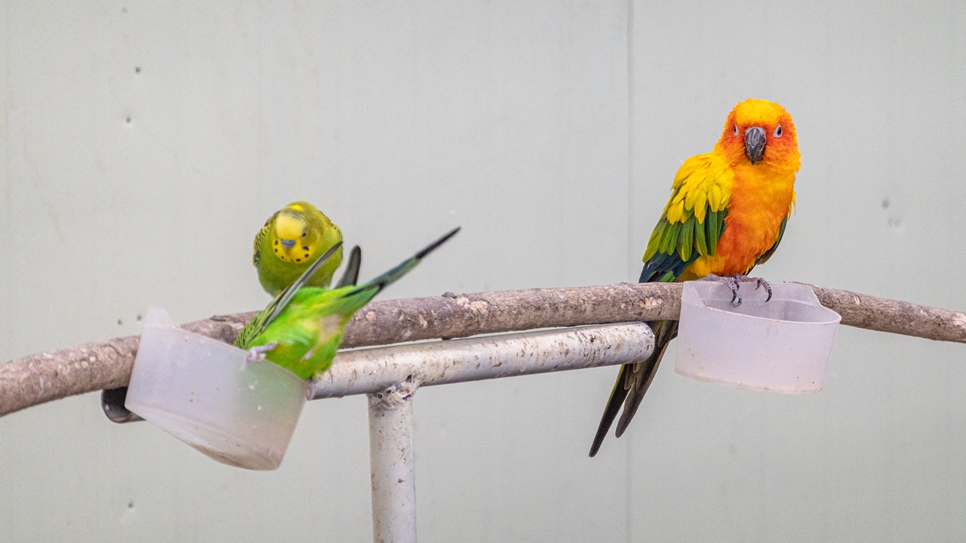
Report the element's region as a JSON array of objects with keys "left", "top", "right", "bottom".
[{"left": 257, "top": 405, "right": 263, "bottom": 411}]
